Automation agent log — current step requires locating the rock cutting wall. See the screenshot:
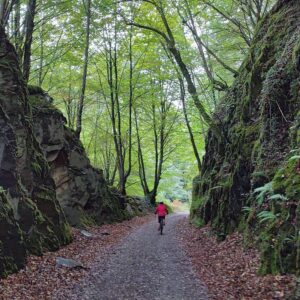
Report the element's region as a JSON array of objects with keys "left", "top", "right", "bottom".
[
  {"left": 28, "top": 87, "right": 146, "bottom": 226},
  {"left": 0, "top": 29, "right": 144, "bottom": 278},
  {"left": 191, "top": 0, "right": 300, "bottom": 275},
  {"left": 0, "top": 28, "right": 71, "bottom": 278}
]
